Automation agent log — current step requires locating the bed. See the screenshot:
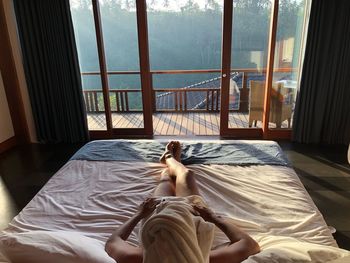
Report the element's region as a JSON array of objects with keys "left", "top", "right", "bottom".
[{"left": 0, "top": 140, "right": 349, "bottom": 263}]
